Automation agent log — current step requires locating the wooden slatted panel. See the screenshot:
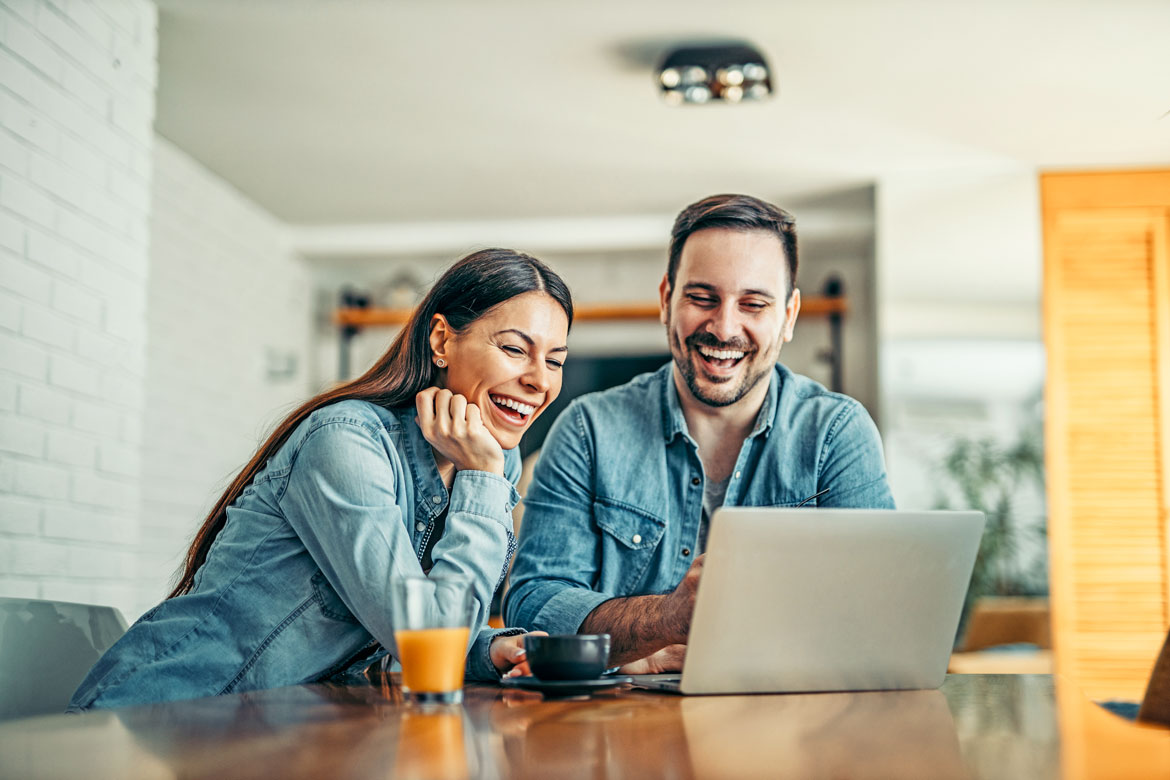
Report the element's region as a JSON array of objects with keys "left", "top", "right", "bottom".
[{"left": 1045, "top": 205, "right": 1170, "bottom": 700}]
